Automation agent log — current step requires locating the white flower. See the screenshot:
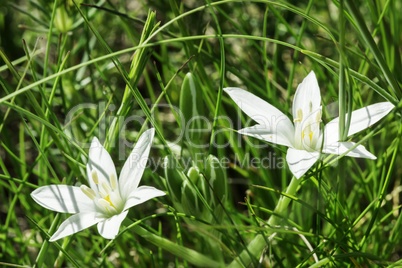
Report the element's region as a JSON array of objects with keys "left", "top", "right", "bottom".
[
  {"left": 224, "top": 71, "right": 394, "bottom": 179},
  {"left": 31, "top": 129, "right": 165, "bottom": 241}
]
